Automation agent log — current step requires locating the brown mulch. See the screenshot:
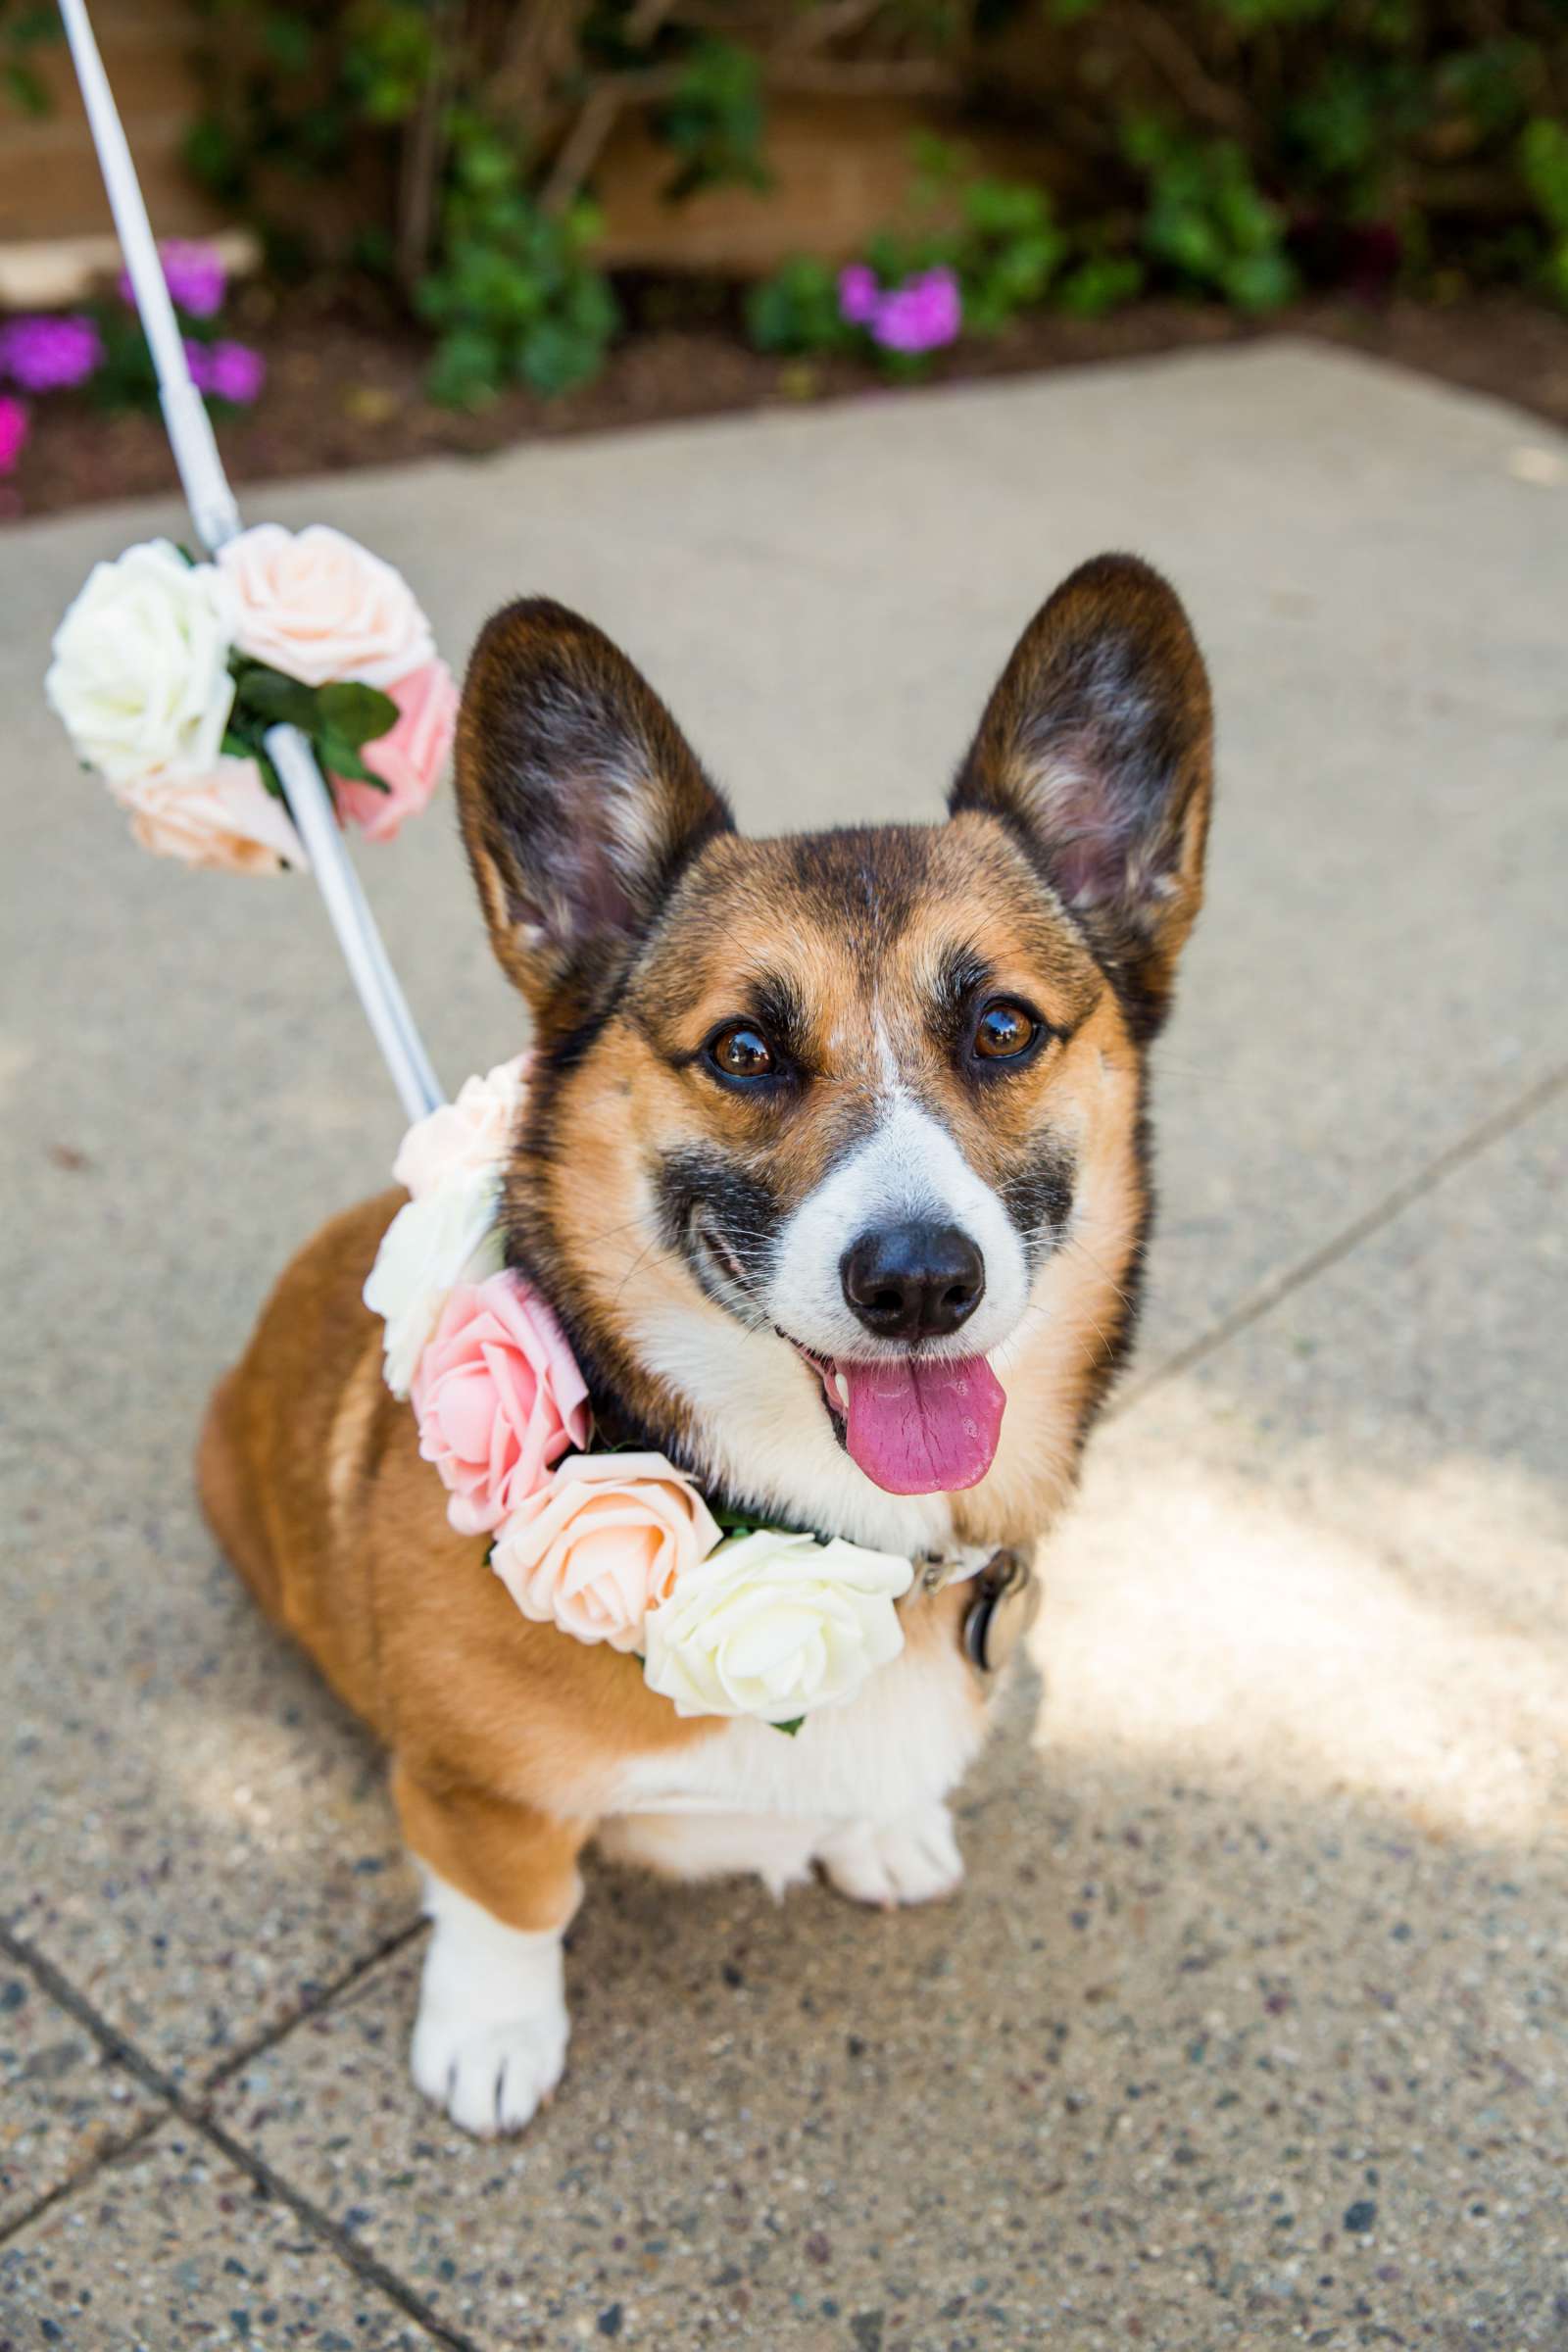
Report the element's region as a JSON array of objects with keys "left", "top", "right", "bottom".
[{"left": 4, "top": 289, "right": 1567, "bottom": 526}]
